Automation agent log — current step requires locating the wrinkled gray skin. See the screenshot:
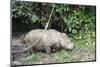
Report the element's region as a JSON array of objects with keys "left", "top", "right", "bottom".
[{"left": 21, "top": 29, "right": 74, "bottom": 54}]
